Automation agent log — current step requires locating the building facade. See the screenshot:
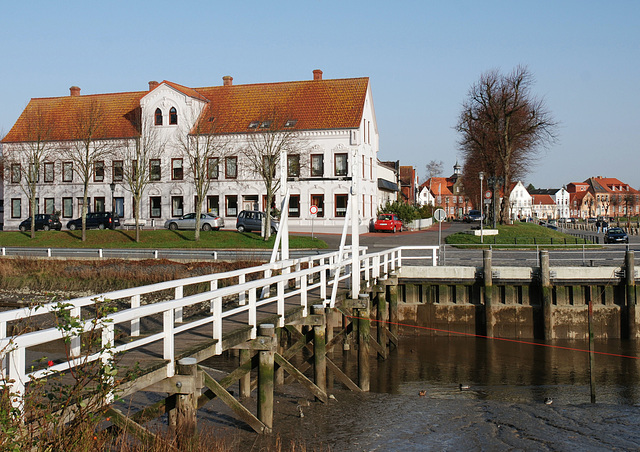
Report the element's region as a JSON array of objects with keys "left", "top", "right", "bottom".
[{"left": 2, "top": 71, "right": 380, "bottom": 233}]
